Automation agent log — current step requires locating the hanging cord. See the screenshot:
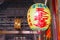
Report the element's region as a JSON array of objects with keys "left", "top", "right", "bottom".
[{"left": 44, "top": 0, "right": 47, "bottom": 5}]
